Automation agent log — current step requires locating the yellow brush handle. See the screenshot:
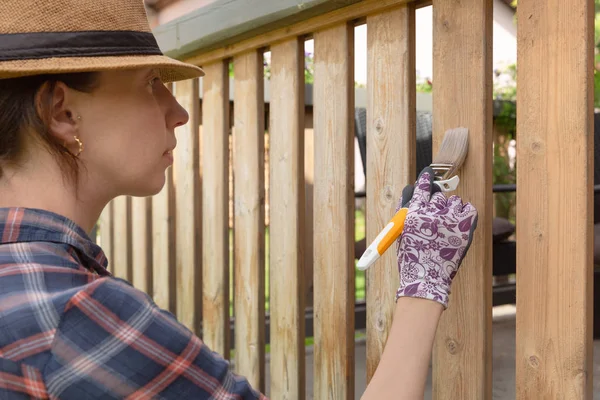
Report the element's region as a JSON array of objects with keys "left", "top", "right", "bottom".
[{"left": 376, "top": 207, "right": 408, "bottom": 255}]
